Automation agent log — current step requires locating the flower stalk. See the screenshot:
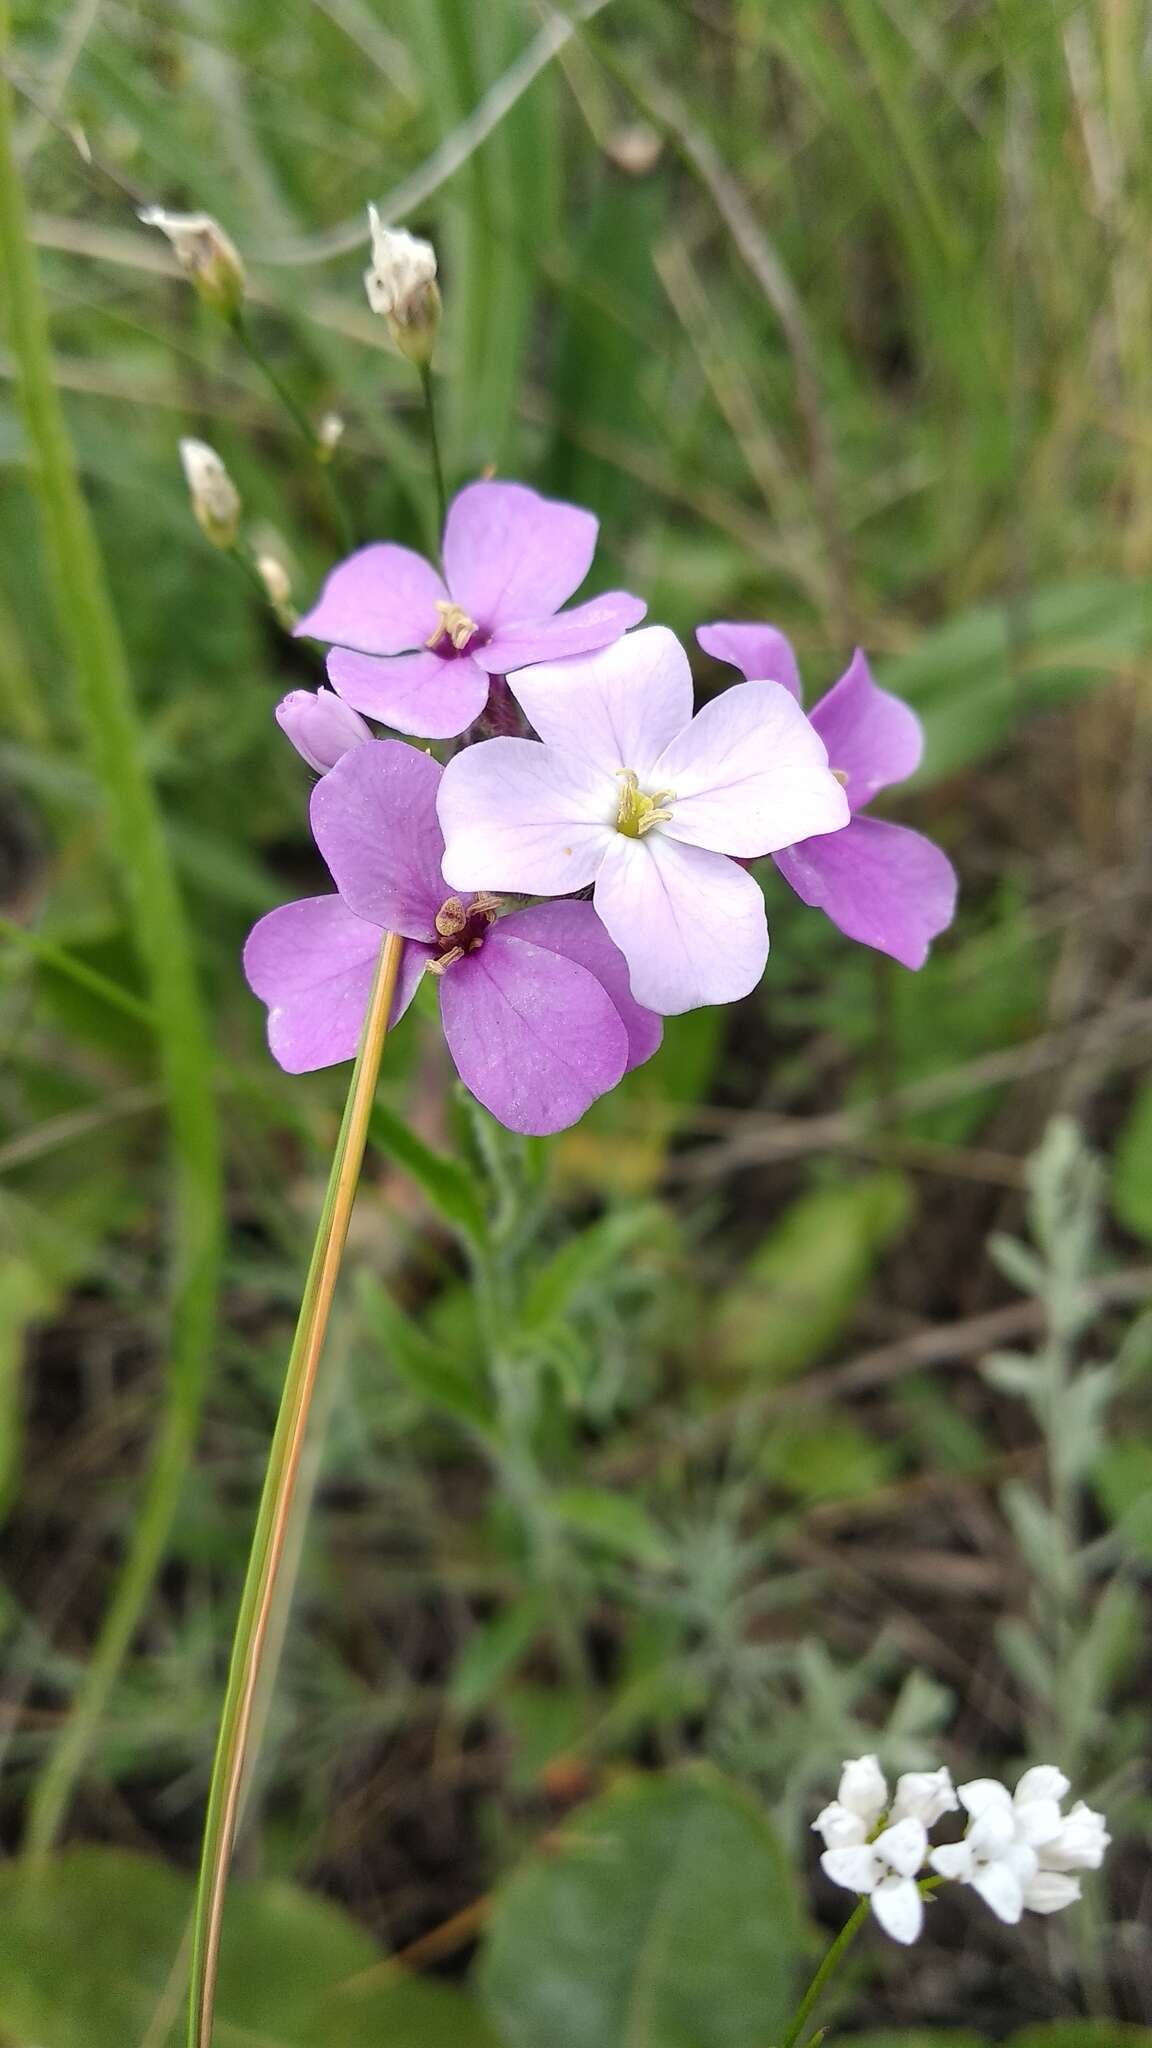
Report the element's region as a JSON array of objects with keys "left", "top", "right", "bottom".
[{"left": 188, "top": 929, "right": 405, "bottom": 2048}]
